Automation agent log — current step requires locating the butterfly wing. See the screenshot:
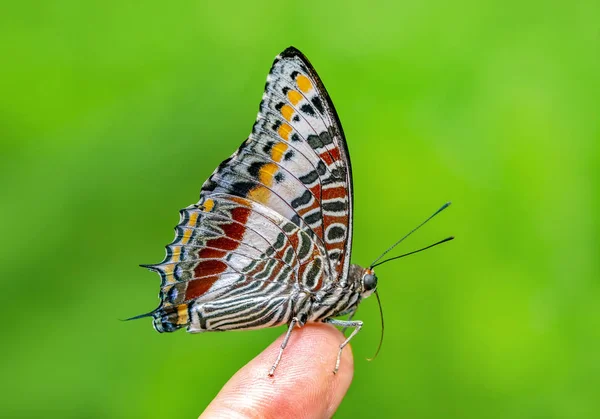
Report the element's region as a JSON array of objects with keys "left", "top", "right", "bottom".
[
  {"left": 207, "top": 46, "right": 354, "bottom": 281},
  {"left": 147, "top": 194, "right": 327, "bottom": 332},
  {"left": 142, "top": 47, "right": 354, "bottom": 333}
]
